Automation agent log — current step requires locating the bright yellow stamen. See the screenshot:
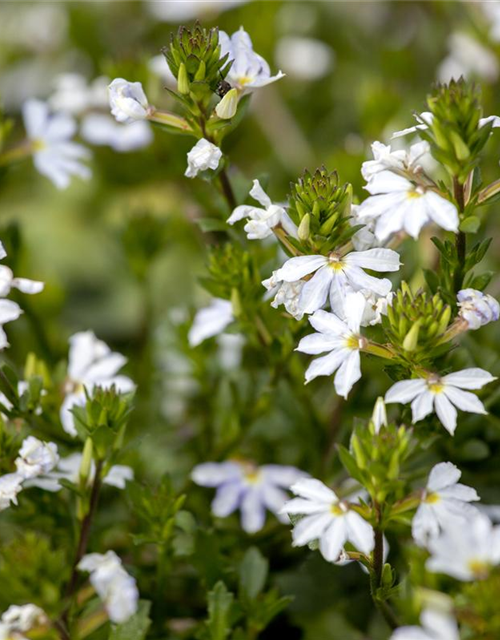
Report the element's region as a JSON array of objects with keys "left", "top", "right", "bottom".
[
  {"left": 468, "top": 559, "right": 490, "bottom": 579},
  {"left": 428, "top": 382, "right": 445, "bottom": 394},
  {"left": 345, "top": 334, "right": 361, "bottom": 350},
  {"left": 407, "top": 190, "right": 422, "bottom": 199},
  {"left": 32, "top": 138, "right": 46, "bottom": 152},
  {"left": 424, "top": 492, "right": 441, "bottom": 504}
]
